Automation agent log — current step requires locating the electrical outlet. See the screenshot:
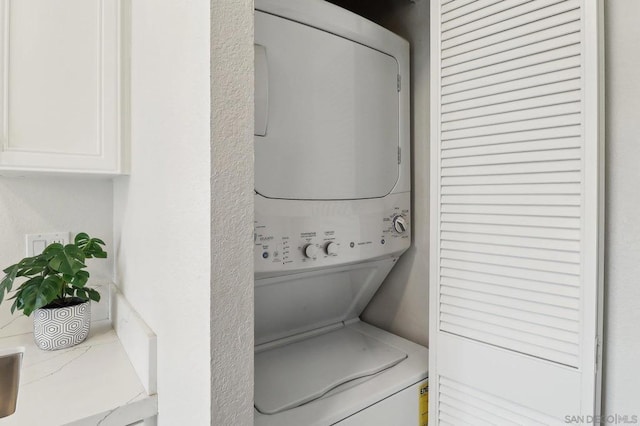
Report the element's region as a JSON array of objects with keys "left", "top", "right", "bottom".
[{"left": 26, "top": 232, "right": 70, "bottom": 256}]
